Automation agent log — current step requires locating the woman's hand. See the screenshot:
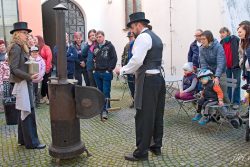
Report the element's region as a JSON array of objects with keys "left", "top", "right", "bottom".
[
  {"left": 31, "top": 73, "right": 39, "bottom": 80},
  {"left": 179, "top": 90, "right": 184, "bottom": 97},
  {"left": 214, "top": 77, "right": 220, "bottom": 85},
  {"left": 114, "top": 66, "right": 121, "bottom": 75}
]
